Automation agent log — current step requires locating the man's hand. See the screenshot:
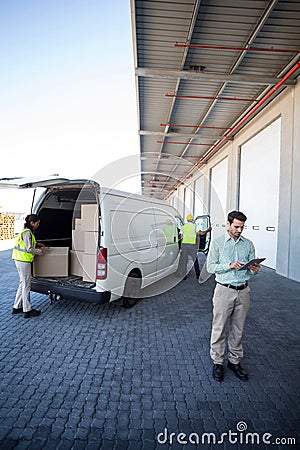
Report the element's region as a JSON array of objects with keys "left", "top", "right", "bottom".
[
  {"left": 230, "top": 261, "right": 245, "bottom": 270},
  {"left": 199, "top": 226, "right": 212, "bottom": 235},
  {"left": 248, "top": 263, "right": 260, "bottom": 273},
  {"left": 41, "top": 246, "right": 50, "bottom": 253}
]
